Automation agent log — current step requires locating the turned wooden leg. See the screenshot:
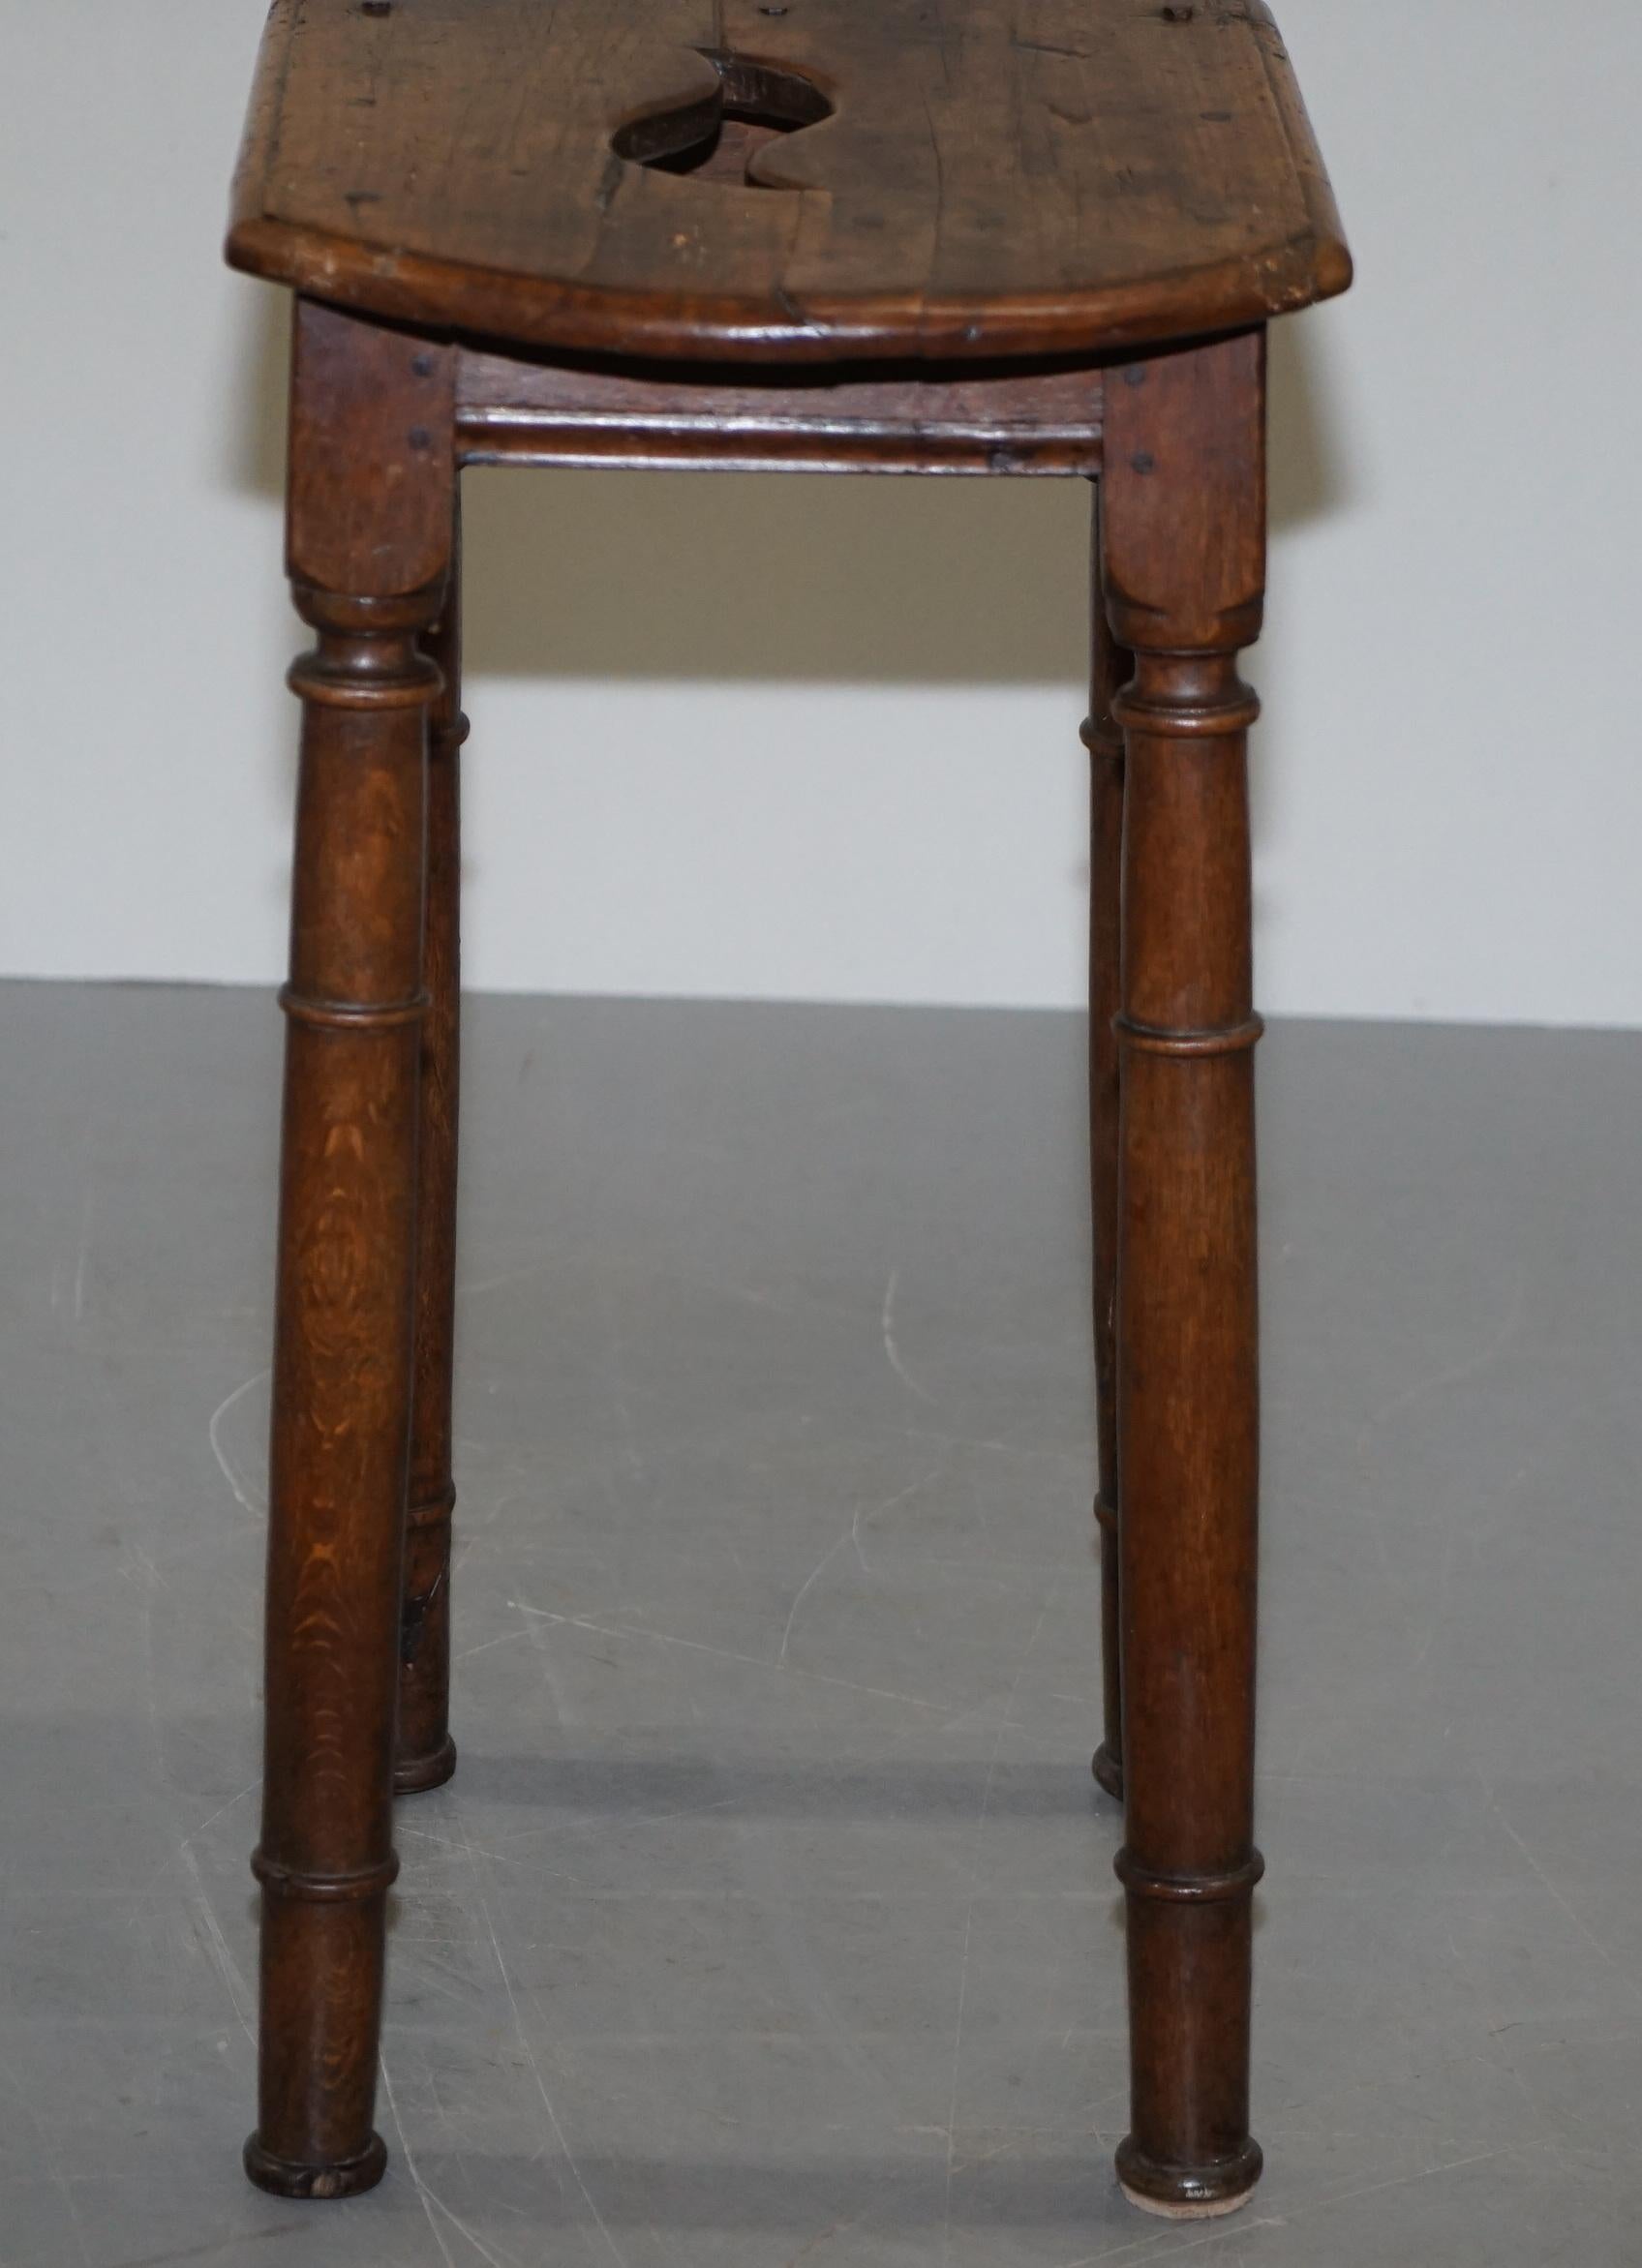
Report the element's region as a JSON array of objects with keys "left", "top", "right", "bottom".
[
  {"left": 1102, "top": 331, "right": 1266, "bottom": 2219},
  {"left": 1085, "top": 480, "right": 1129, "bottom": 1805},
  {"left": 246, "top": 304, "right": 454, "bottom": 2200},
  {"left": 396, "top": 498, "right": 465, "bottom": 1796}
]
